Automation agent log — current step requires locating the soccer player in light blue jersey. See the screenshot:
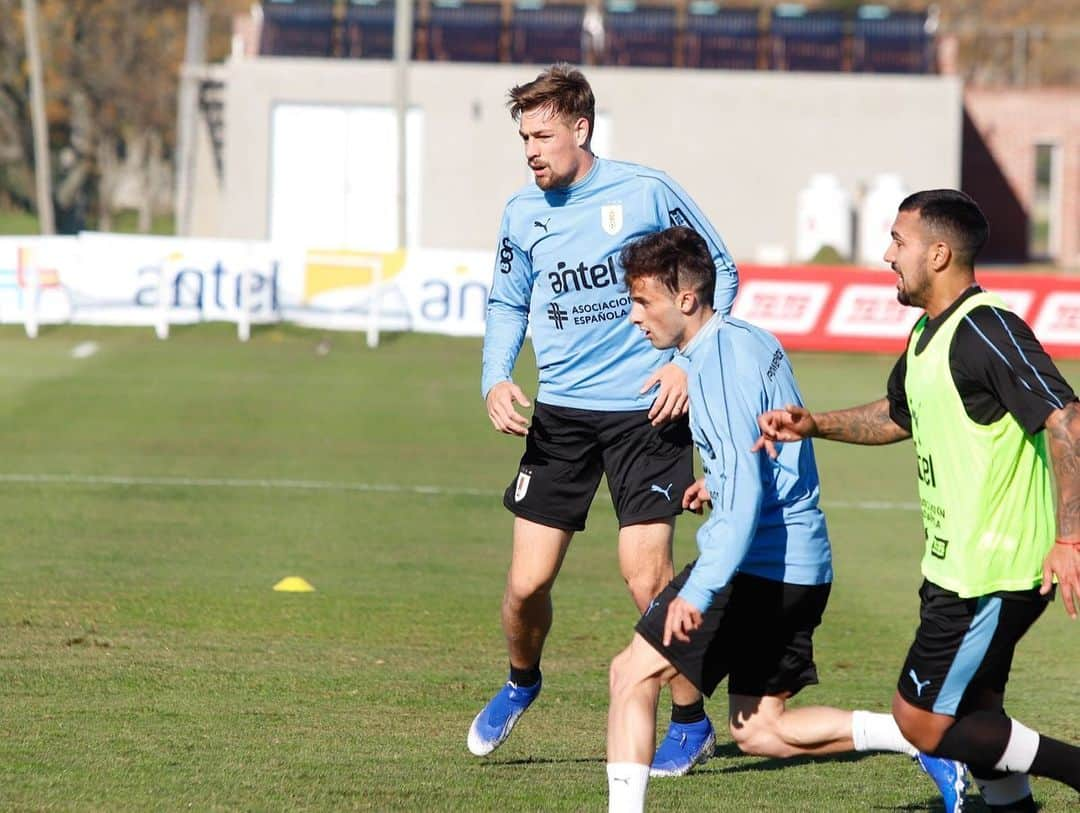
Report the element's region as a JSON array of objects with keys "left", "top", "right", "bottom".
[
  {"left": 605, "top": 227, "right": 967, "bottom": 813},
  {"left": 469, "top": 65, "right": 737, "bottom": 774}
]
